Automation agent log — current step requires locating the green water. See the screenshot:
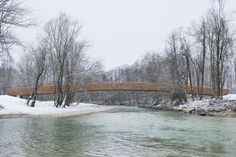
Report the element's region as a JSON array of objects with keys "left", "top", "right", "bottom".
[{"left": 0, "top": 106, "right": 236, "bottom": 157}]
